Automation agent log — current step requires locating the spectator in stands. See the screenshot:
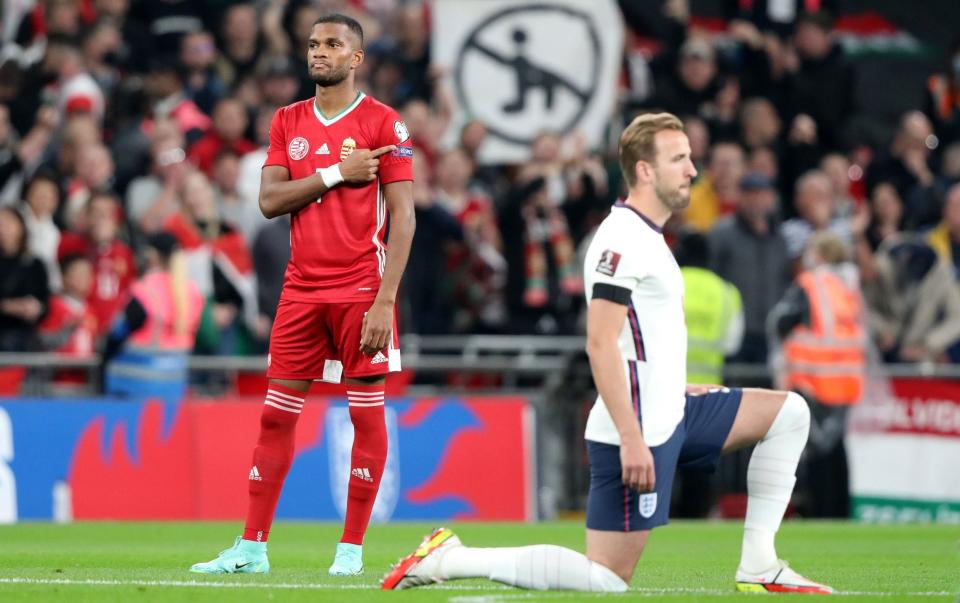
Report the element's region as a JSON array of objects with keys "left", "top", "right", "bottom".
[
  {"left": 866, "top": 111, "right": 937, "bottom": 207},
  {"left": 709, "top": 171, "right": 790, "bottom": 363},
  {"left": 780, "top": 170, "right": 851, "bottom": 265},
  {"left": 864, "top": 235, "right": 960, "bottom": 363},
  {"left": 405, "top": 154, "right": 464, "bottom": 335},
  {"left": 39, "top": 253, "right": 97, "bottom": 358},
  {"left": 923, "top": 37, "right": 960, "bottom": 147},
  {"left": 236, "top": 105, "right": 272, "bottom": 219},
  {"left": 216, "top": 3, "right": 263, "bottom": 89},
  {"left": 80, "top": 19, "right": 123, "bottom": 99},
  {"left": 685, "top": 141, "right": 744, "bottom": 231},
  {"left": 180, "top": 30, "right": 227, "bottom": 116},
  {"left": 820, "top": 153, "right": 858, "bottom": 218},
  {"left": 769, "top": 231, "right": 864, "bottom": 517},
  {"left": 51, "top": 114, "right": 100, "bottom": 190},
  {"left": 651, "top": 36, "right": 720, "bottom": 119},
  {"left": 93, "top": 0, "right": 150, "bottom": 73},
  {"left": 683, "top": 115, "right": 710, "bottom": 172},
  {"left": 258, "top": 56, "right": 300, "bottom": 108},
  {"left": 388, "top": 3, "right": 432, "bottom": 104},
  {"left": 165, "top": 170, "right": 259, "bottom": 355},
  {"left": 904, "top": 141, "right": 960, "bottom": 231},
  {"left": 781, "top": 11, "right": 856, "bottom": 151},
  {"left": 0, "top": 103, "right": 24, "bottom": 202},
  {"left": 101, "top": 231, "right": 204, "bottom": 403},
  {"left": 188, "top": 97, "right": 256, "bottom": 176},
  {"left": 125, "top": 118, "right": 188, "bottom": 235},
  {"left": 144, "top": 56, "right": 211, "bottom": 143},
  {"left": 499, "top": 165, "right": 581, "bottom": 335},
  {"left": 0, "top": 206, "right": 48, "bottom": 351},
  {"left": 852, "top": 181, "right": 903, "bottom": 284},
  {"left": 63, "top": 142, "right": 114, "bottom": 231},
  {"left": 127, "top": 0, "right": 204, "bottom": 58},
  {"left": 77, "top": 191, "right": 134, "bottom": 337},
  {"left": 739, "top": 97, "right": 782, "bottom": 153},
  {"left": 926, "top": 182, "right": 960, "bottom": 279},
  {"left": 21, "top": 171, "right": 62, "bottom": 288},
  {"left": 213, "top": 148, "right": 265, "bottom": 243},
  {"left": 48, "top": 36, "right": 105, "bottom": 124}
]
